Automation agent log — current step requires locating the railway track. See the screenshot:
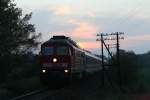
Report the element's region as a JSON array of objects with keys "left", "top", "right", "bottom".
[
  {"left": 9, "top": 73, "right": 103, "bottom": 100},
  {"left": 9, "top": 87, "right": 63, "bottom": 100}
]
